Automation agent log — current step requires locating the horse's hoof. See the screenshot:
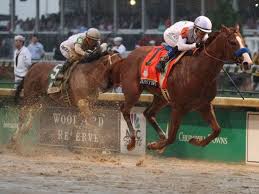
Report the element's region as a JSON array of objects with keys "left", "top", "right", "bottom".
[
  {"left": 147, "top": 142, "right": 159, "bottom": 150},
  {"left": 156, "top": 146, "right": 166, "bottom": 154},
  {"left": 159, "top": 134, "right": 166, "bottom": 140},
  {"left": 147, "top": 142, "right": 153, "bottom": 150},
  {"left": 6, "top": 138, "right": 18, "bottom": 150},
  {"left": 127, "top": 137, "right": 136, "bottom": 151}
]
